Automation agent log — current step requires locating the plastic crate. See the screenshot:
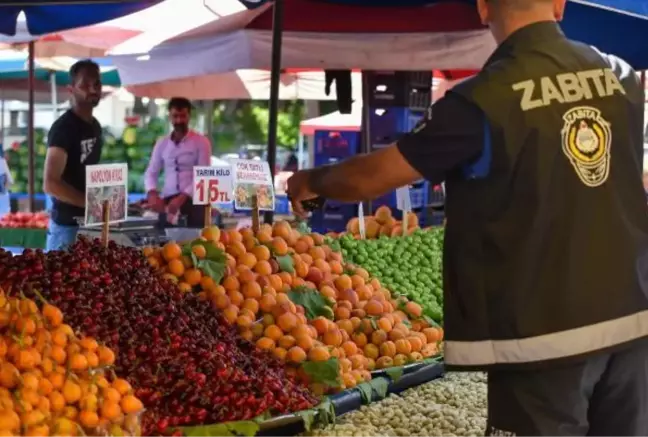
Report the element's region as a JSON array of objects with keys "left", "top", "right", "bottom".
[
  {"left": 313, "top": 130, "right": 360, "bottom": 166},
  {"left": 368, "top": 107, "right": 425, "bottom": 146},
  {"left": 366, "top": 71, "right": 432, "bottom": 109},
  {"left": 309, "top": 202, "right": 357, "bottom": 234},
  {"left": 273, "top": 195, "right": 290, "bottom": 215}
]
